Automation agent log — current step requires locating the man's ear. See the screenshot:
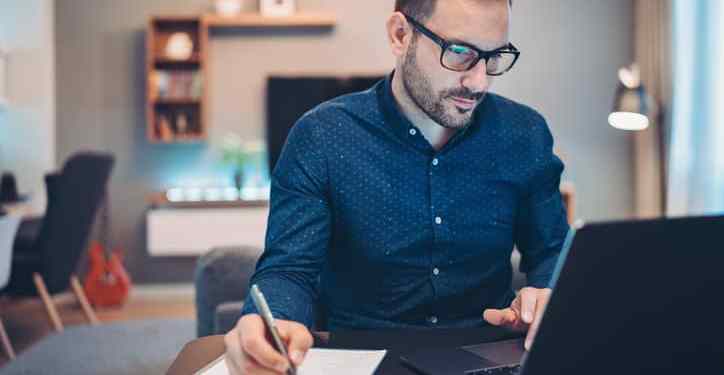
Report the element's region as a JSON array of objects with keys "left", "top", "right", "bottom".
[{"left": 386, "top": 12, "right": 412, "bottom": 58}]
